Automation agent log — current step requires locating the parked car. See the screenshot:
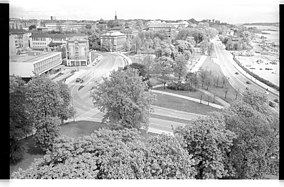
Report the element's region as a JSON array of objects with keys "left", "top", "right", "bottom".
[
  {"left": 235, "top": 72, "right": 239, "bottom": 75},
  {"left": 246, "top": 81, "right": 251, "bottom": 84}
]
